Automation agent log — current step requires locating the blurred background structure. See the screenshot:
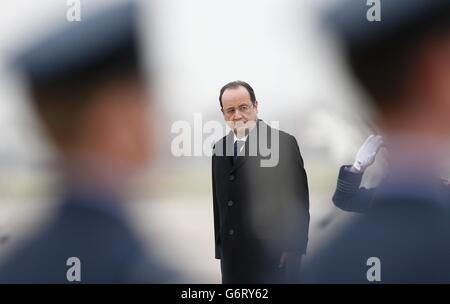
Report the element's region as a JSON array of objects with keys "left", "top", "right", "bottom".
[{"left": 0, "top": 0, "right": 383, "bottom": 282}]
